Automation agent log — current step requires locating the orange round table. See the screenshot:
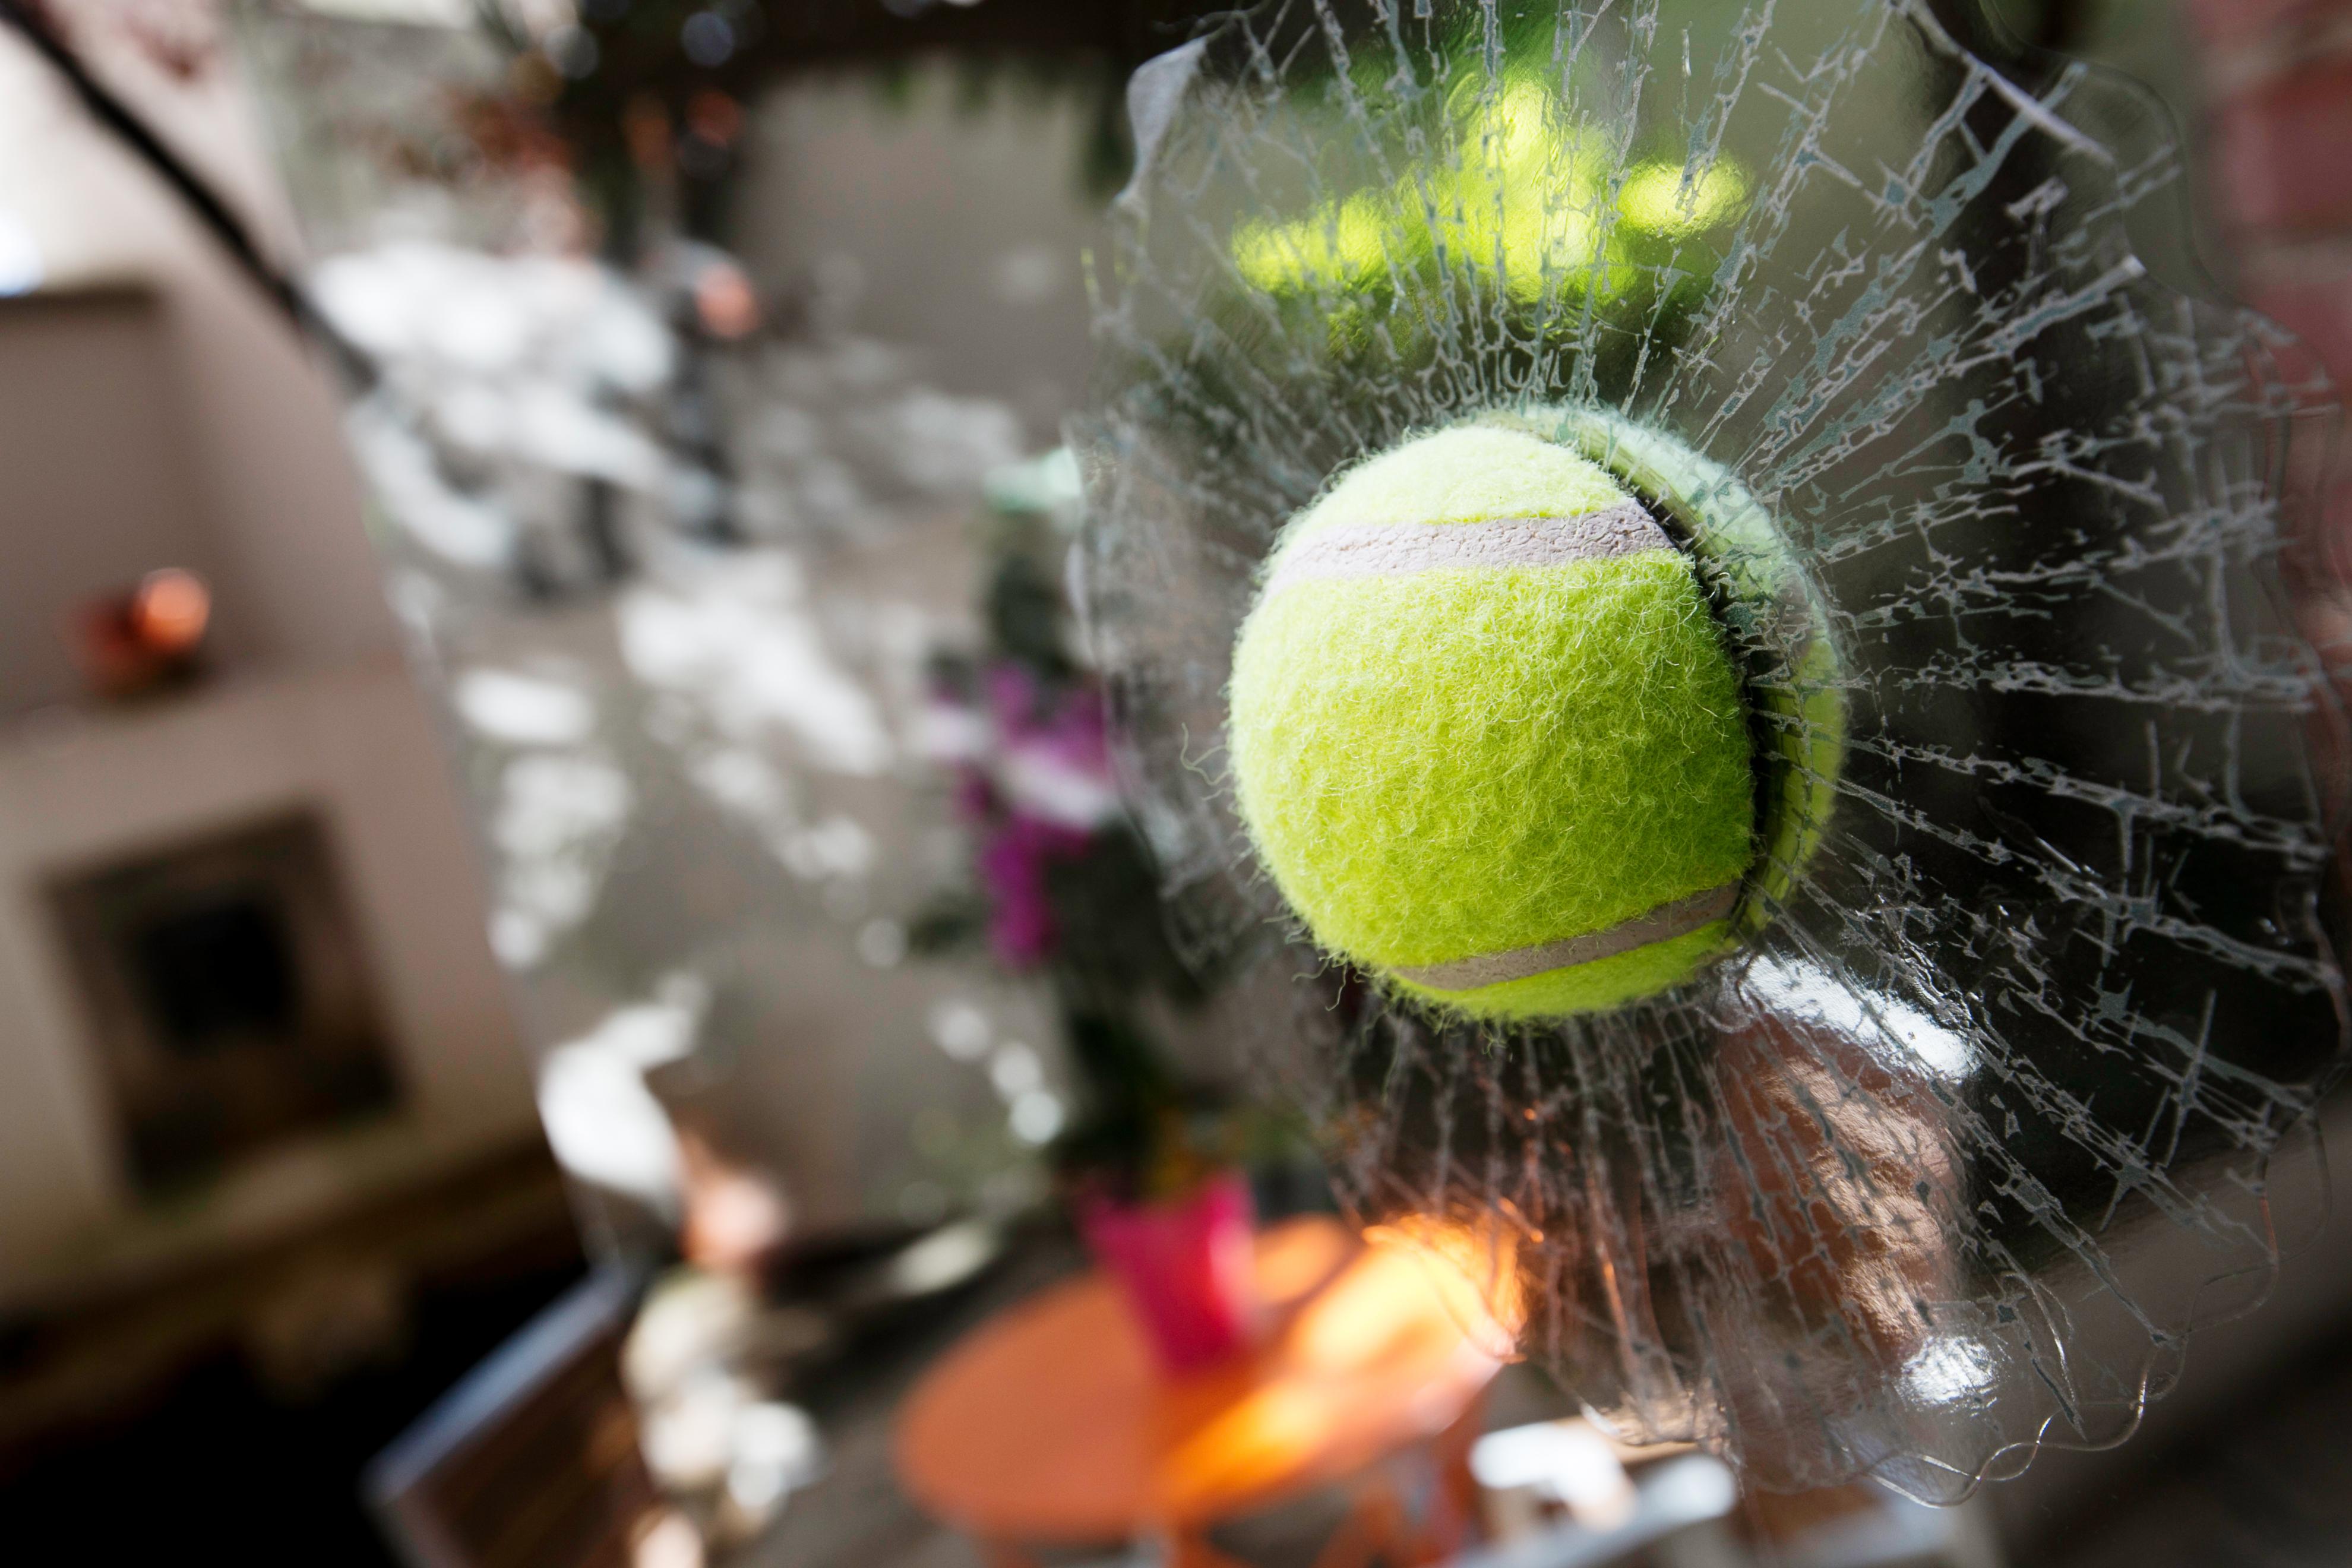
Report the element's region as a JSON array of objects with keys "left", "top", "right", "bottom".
[{"left": 894, "top": 1216, "right": 1506, "bottom": 1568}]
